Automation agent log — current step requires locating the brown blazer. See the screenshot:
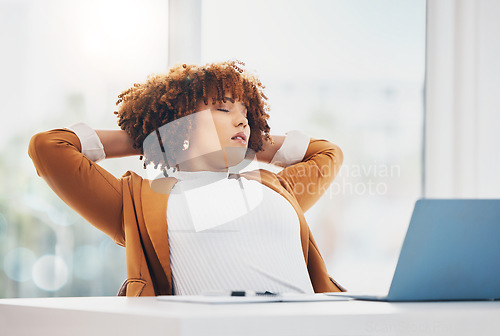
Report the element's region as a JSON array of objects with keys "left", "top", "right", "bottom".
[{"left": 28, "top": 128, "right": 346, "bottom": 296}]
